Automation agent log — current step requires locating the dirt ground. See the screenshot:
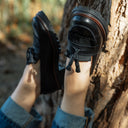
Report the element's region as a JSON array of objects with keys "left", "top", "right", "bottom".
[{"left": 0, "top": 41, "right": 29, "bottom": 107}]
